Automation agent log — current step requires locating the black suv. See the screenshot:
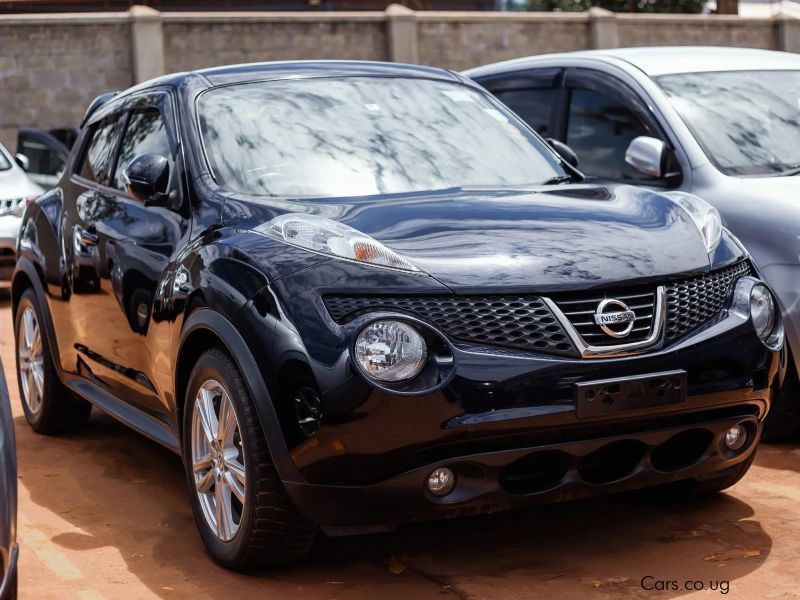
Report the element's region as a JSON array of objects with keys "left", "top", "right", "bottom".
[{"left": 12, "top": 61, "right": 783, "bottom": 569}]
